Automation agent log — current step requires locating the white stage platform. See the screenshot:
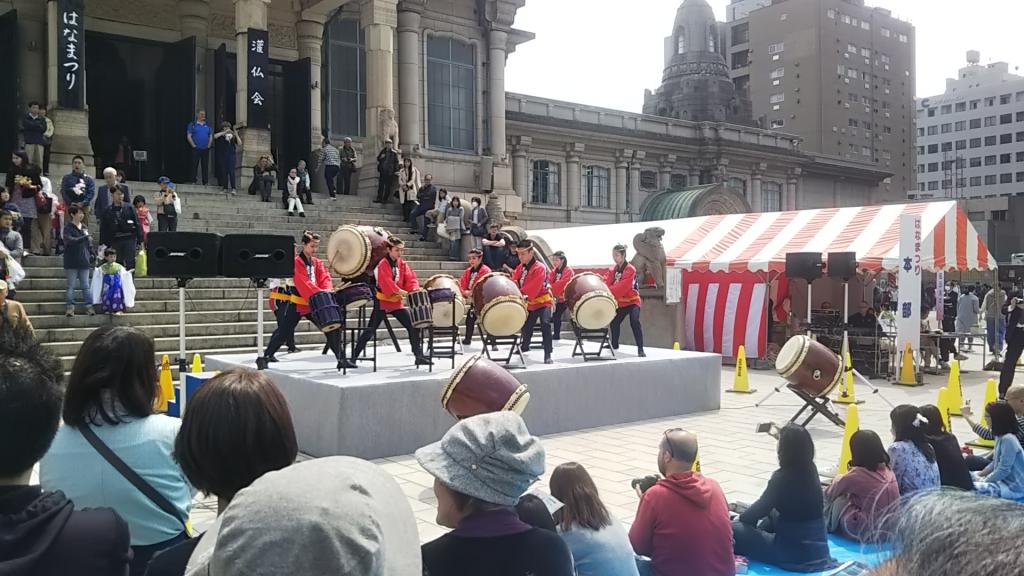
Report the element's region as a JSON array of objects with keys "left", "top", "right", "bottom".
[{"left": 206, "top": 341, "right": 722, "bottom": 459}]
